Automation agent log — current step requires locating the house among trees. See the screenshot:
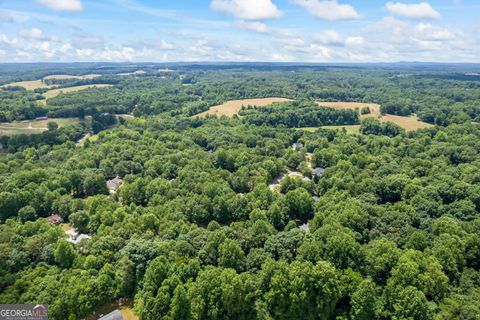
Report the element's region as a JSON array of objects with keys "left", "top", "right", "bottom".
[
  {"left": 107, "top": 176, "right": 123, "bottom": 194},
  {"left": 292, "top": 142, "right": 304, "bottom": 151},
  {"left": 98, "top": 309, "right": 124, "bottom": 320},
  {"left": 47, "top": 214, "right": 63, "bottom": 224},
  {"left": 312, "top": 167, "right": 325, "bottom": 177},
  {"left": 35, "top": 116, "right": 48, "bottom": 121}
]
